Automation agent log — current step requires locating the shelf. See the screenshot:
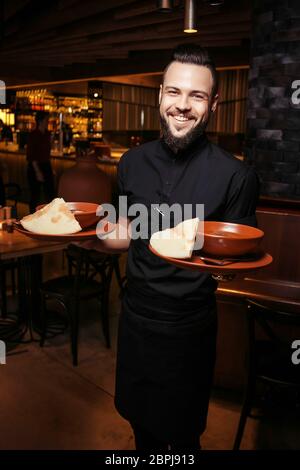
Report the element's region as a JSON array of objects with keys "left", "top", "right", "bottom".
[{"left": 14, "top": 89, "right": 103, "bottom": 140}]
